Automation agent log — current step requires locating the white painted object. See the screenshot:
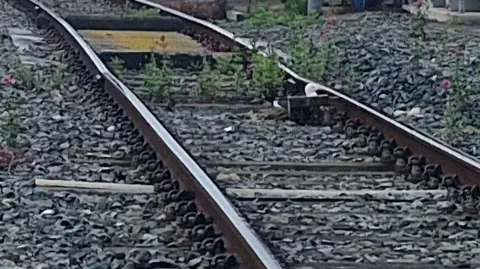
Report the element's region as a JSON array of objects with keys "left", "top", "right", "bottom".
[
  {"left": 407, "top": 107, "right": 421, "bottom": 116},
  {"left": 305, "top": 82, "right": 322, "bottom": 97},
  {"left": 223, "top": 126, "right": 234, "bottom": 132}
]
